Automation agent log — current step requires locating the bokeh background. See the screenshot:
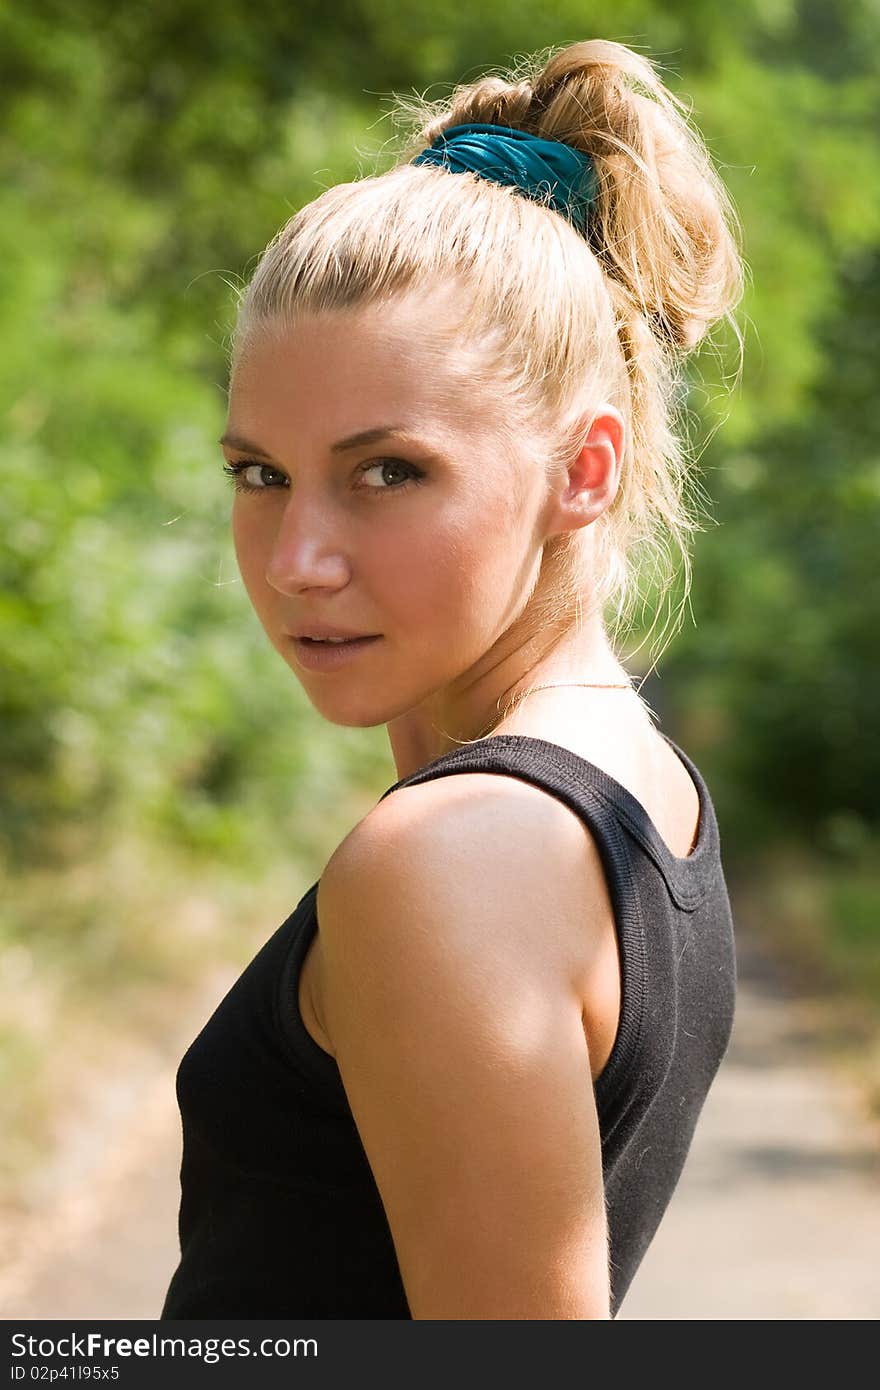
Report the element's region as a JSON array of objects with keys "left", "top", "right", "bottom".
[{"left": 2, "top": 0, "right": 878, "bottom": 1318}]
